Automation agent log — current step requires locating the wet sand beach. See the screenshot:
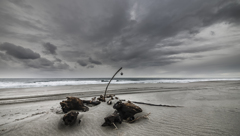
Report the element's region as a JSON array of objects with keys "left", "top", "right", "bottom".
[{"left": 0, "top": 81, "right": 240, "bottom": 136}]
